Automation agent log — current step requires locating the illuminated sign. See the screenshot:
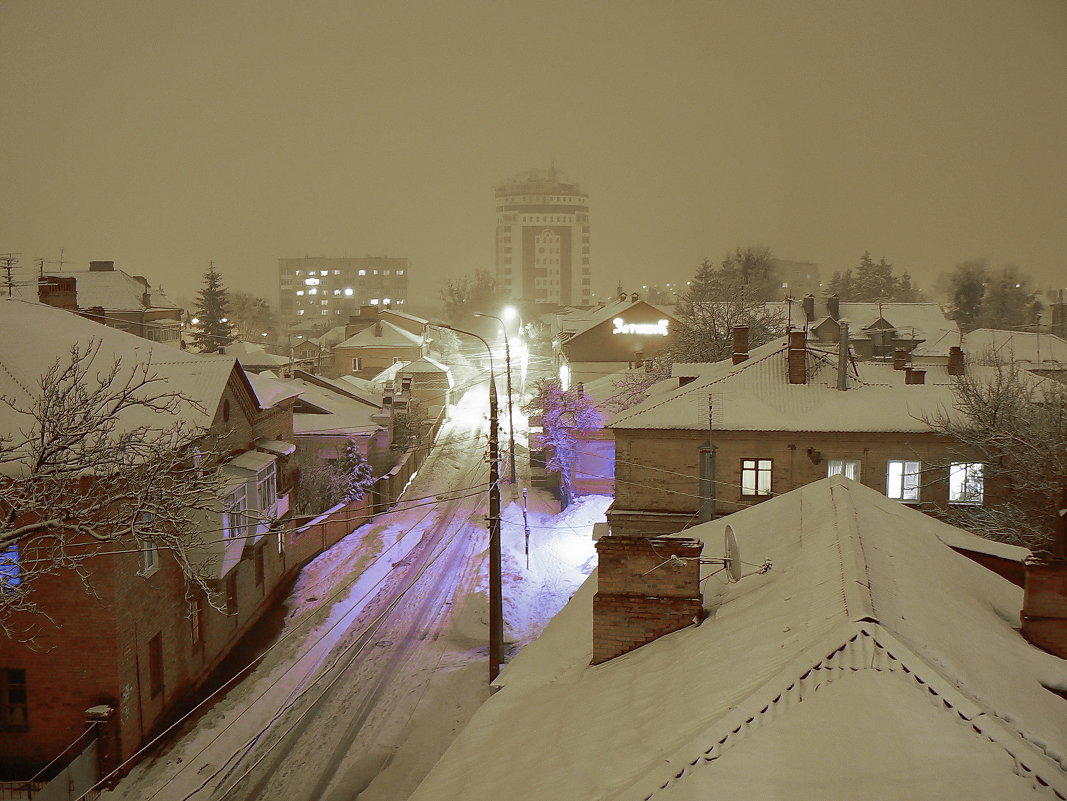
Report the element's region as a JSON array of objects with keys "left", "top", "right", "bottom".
[{"left": 612, "top": 318, "right": 670, "bottom": 336}]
